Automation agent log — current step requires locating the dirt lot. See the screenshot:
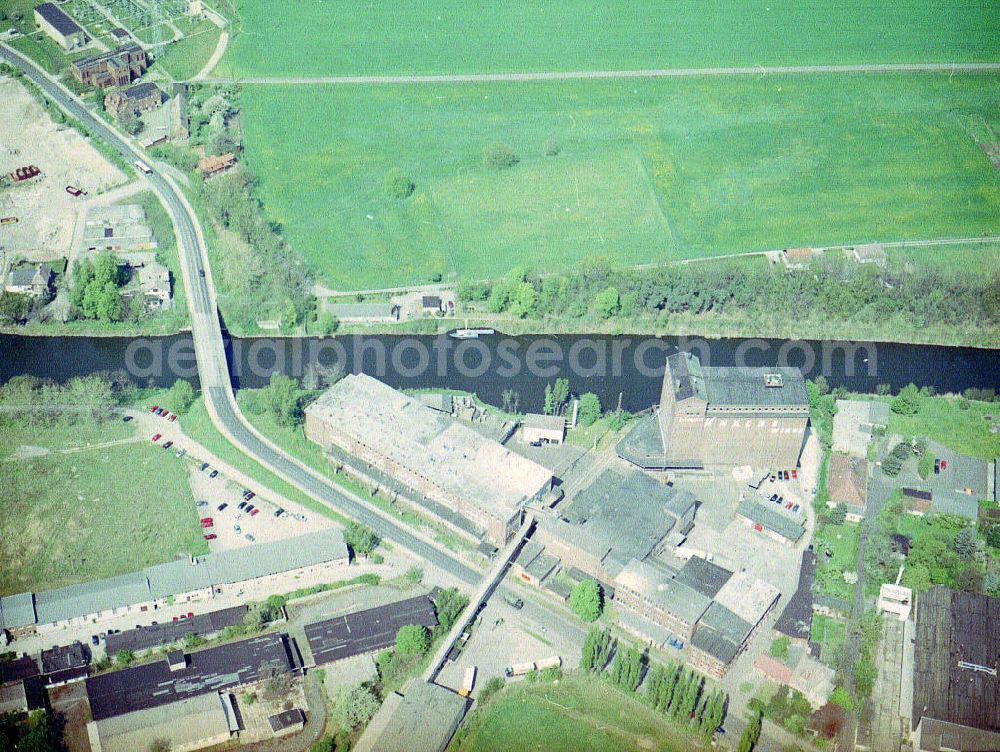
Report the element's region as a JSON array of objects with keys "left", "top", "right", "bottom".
[{"left": 0, "top": 75, "right": 126, "bottom": 263}]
